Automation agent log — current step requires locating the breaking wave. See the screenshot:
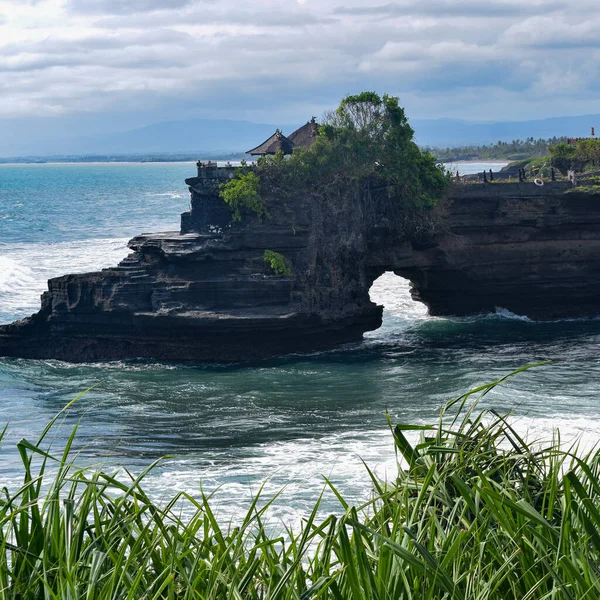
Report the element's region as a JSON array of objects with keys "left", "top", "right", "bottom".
[
  {"left": 0, "top": 238, "right": 130, "bottom": 322},
  {"left": 494, "top": 307, "right": 533, "bottom": 321},
  {"left": 0, "top": 255, "right": 37, "bottom": 295}
]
